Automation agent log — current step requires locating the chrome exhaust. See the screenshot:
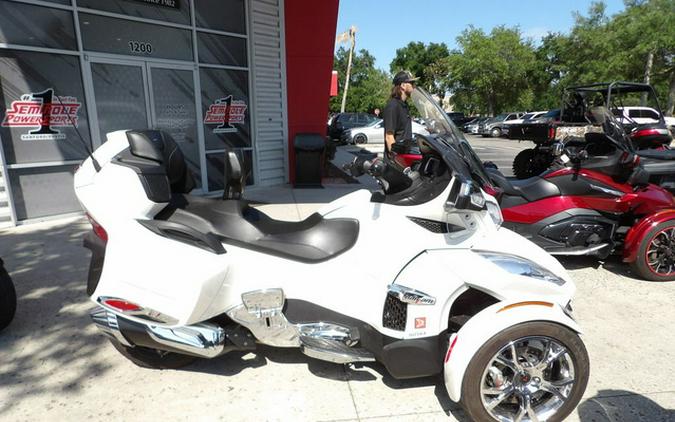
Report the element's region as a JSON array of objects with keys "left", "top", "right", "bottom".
[{"left": 90, "top": 307, "right": 226, "bottom": 358}]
